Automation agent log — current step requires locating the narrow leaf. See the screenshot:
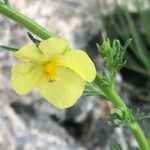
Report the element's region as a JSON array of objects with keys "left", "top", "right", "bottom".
[
  {"left": 123, "top": 38, "right": 132, "bottom": 51},
  {"left": 27, "top": 32, "right": 41, "bottom": 46},
  {"left": 0, "top": 45, "right": 18, "bottom": 51}
]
